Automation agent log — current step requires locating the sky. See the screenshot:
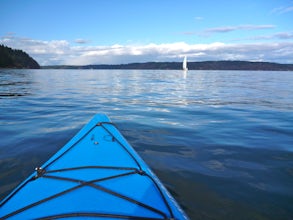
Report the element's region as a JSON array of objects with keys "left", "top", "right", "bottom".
[{"left": 0, "top": 0, "right": 293, "bottom": 65}]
